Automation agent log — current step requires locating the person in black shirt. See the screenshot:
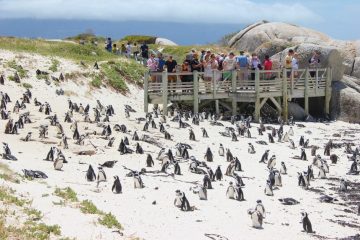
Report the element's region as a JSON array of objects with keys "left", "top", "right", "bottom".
[
  {"left": 140, "top": 42, "right": 149, "bottom": 66},
  {"left": 190, "top": 53, "right": 202, "bottom": 72}
]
